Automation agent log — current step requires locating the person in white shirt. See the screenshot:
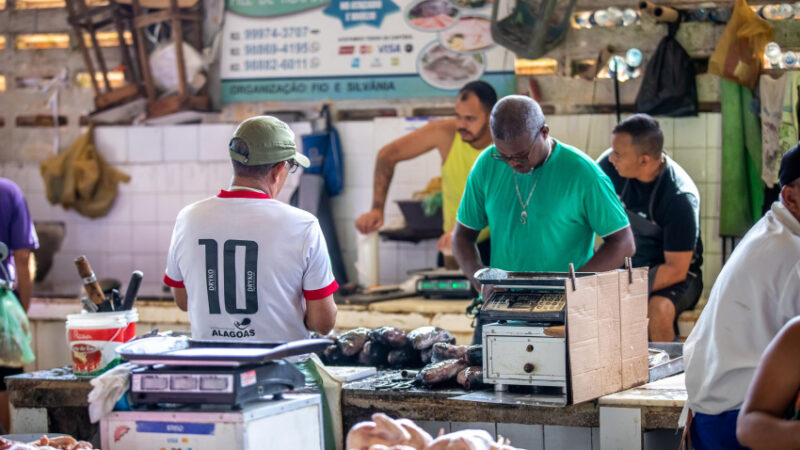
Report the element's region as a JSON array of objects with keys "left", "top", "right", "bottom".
[
  {"left": 683, "top": 142, "right": 800, "bottom": 449},
  {"left": 164, "top": 116, "right": 338, "bottom": 342}
]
